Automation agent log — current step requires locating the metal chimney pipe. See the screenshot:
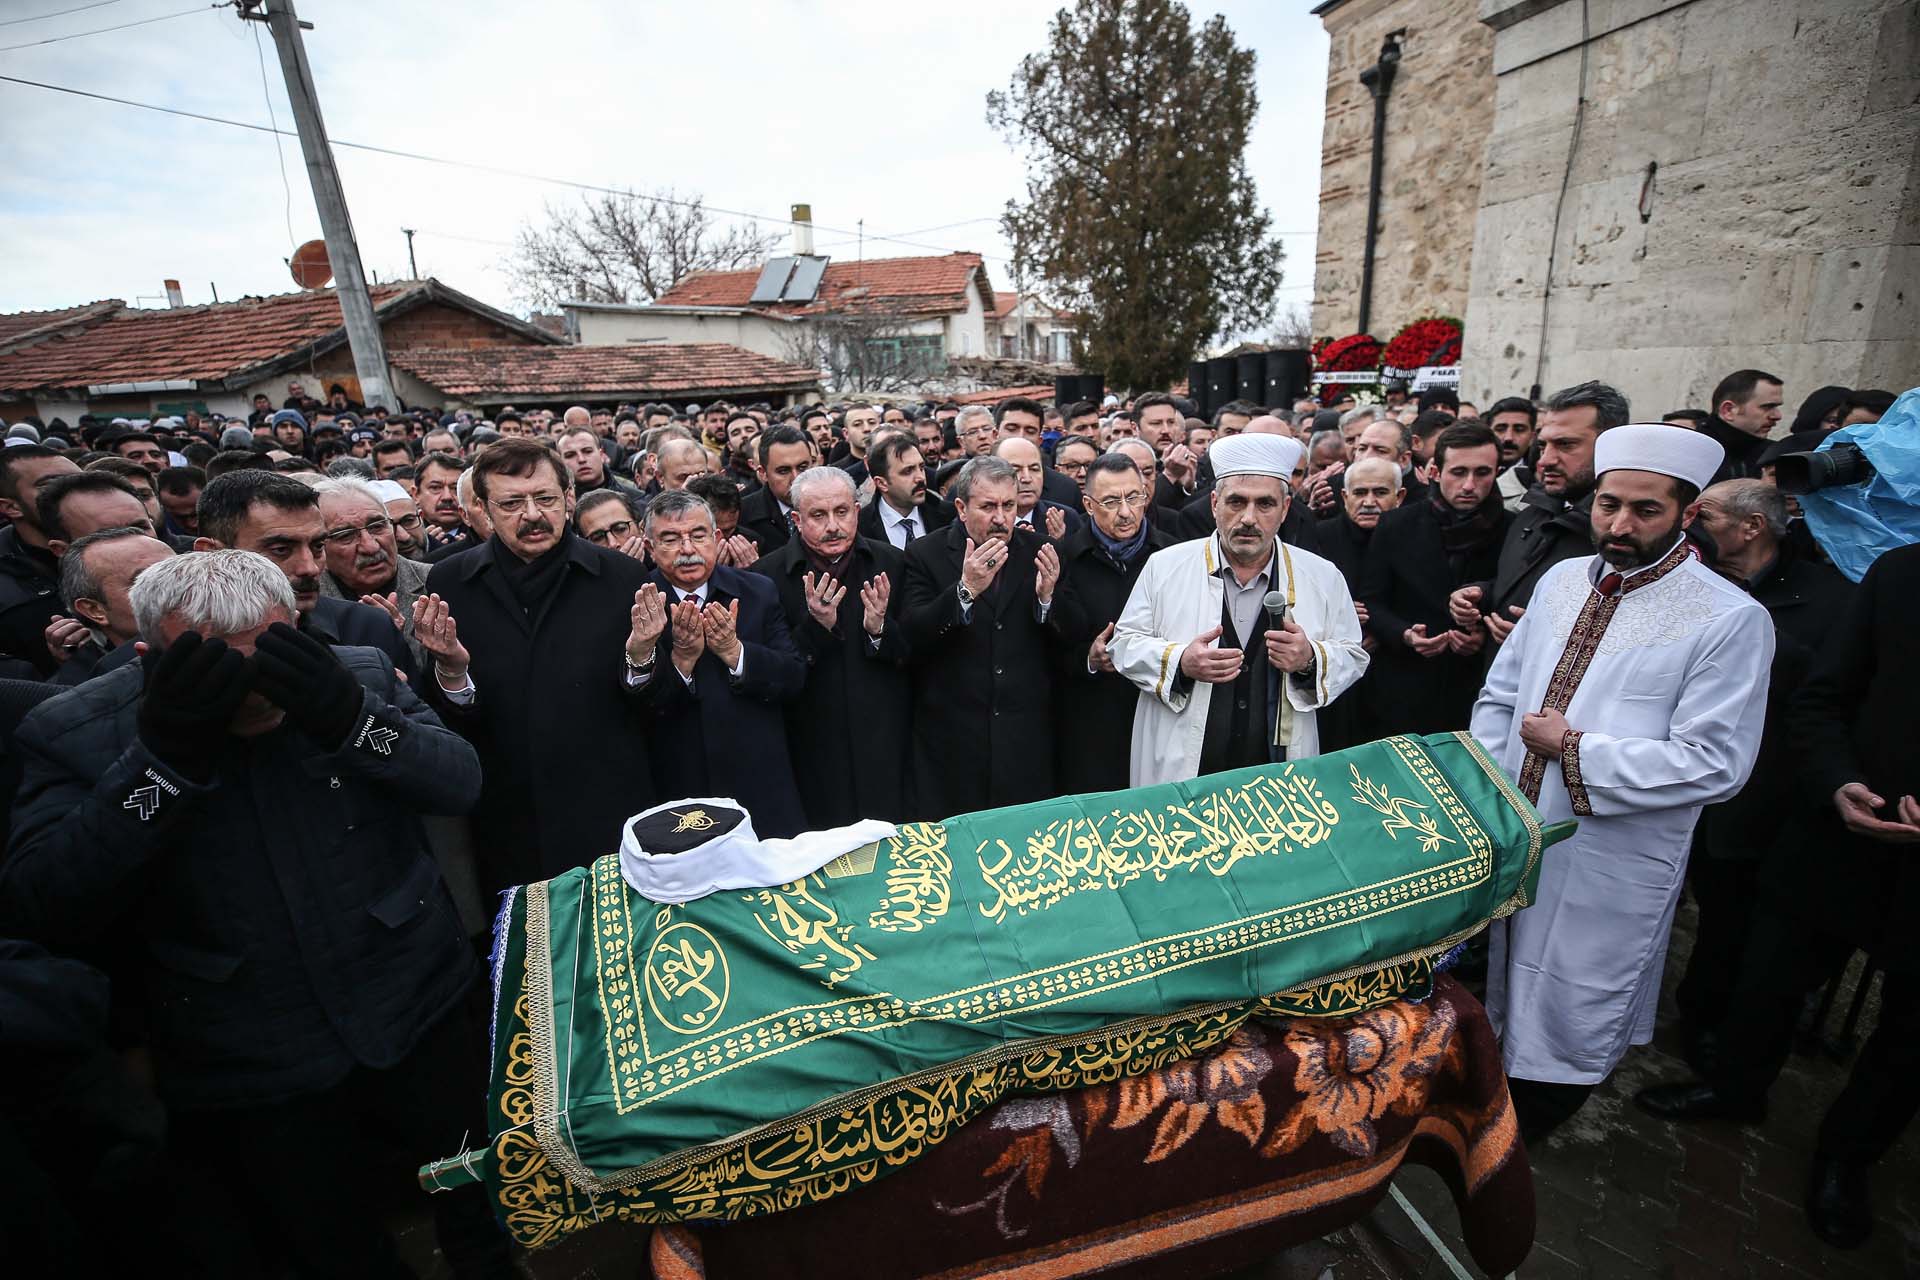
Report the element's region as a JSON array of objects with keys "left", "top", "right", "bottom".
[
  {"left": 791, "top": 203, "right": 815, "bottom": 256},
  {"left": 163, "top": 279, "right": 185, "bottom": 308},
  {"left": 1356, "top": 30, "right": 1405, "bottom": 337}
]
